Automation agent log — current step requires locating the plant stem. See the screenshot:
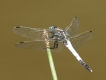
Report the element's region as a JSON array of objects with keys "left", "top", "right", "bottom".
[
  {"left": 46, "top": 47, "right": 58, "bottom": 80},
  {"left": 43, "top": 29, "right": 58, "bottom": 80}
]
